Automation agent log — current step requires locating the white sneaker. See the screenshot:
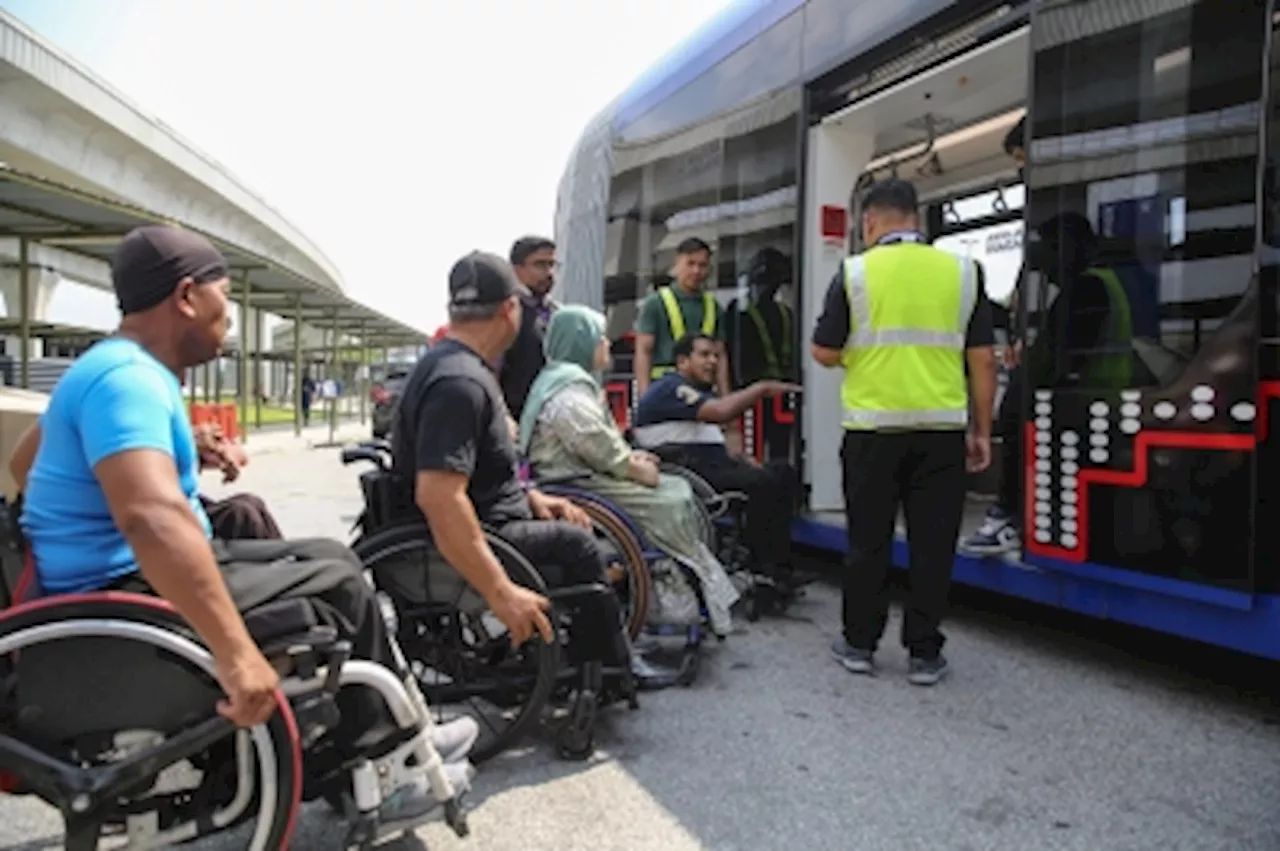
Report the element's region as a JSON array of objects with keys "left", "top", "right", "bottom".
[
  {"left": 431, "top": 716, "right": 479, "bottom": 764},
  {"left": 378, "top": 760, "right": 475, "bottom": 825}
]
